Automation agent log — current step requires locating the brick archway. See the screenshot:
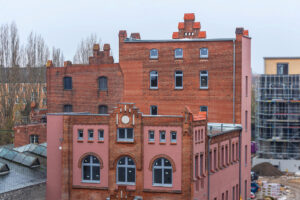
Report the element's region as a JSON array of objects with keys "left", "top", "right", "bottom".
[
  {"left": 148, "top": 154, "right": 176, "bottom": 172},
  {"left": 78, "top": 152, "right": 104, "bottom": 169}
]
